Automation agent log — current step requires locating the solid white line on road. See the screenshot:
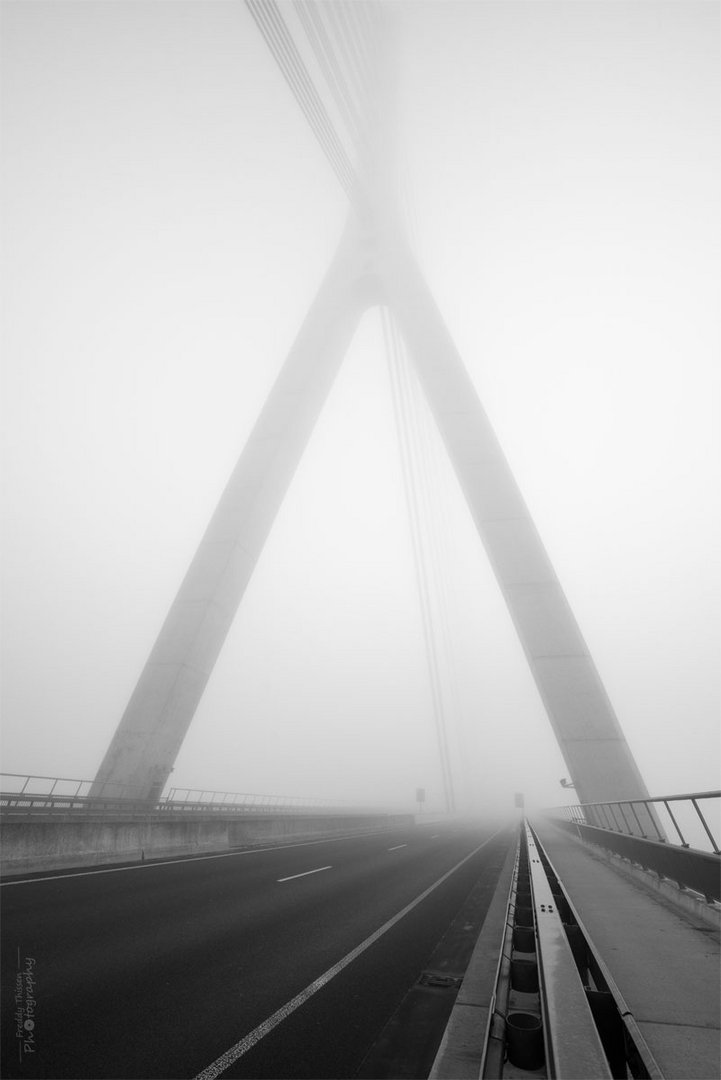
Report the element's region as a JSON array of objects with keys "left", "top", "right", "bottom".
[
  {"left": 193, "top": 827, "right": 503, "bottom": 1080},
  {"left": 277, "top": 866, "right": 332, "bottom": 883},
  {"left": 387, "top": 844, "right": 407, "bottom": 851}
]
